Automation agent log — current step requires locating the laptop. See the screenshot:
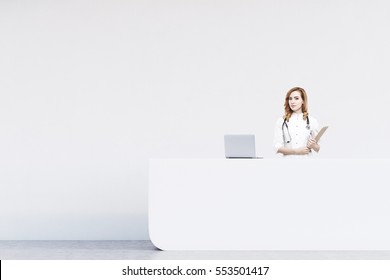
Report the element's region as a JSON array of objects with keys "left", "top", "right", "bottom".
[{"left": 224, "top": 134, "right": 262, "bottom": 159}]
